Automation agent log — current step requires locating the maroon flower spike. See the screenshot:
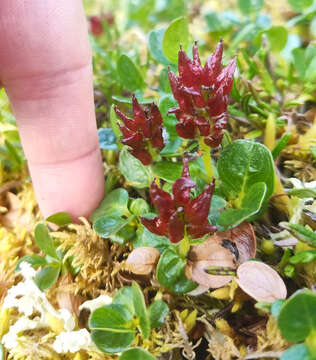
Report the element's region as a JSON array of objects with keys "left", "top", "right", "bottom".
[
  {"left": 89, "top": 13, "right": 114, "bottom": 36},
  {"left": 115, "top": 95, "right": 164, "bottom": 165},
  {"left": 168, "top": 40, "right": 236, "bottom": 148},
  {"left": 141, "top": 157, "right": 216, "bottom": 243}
]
